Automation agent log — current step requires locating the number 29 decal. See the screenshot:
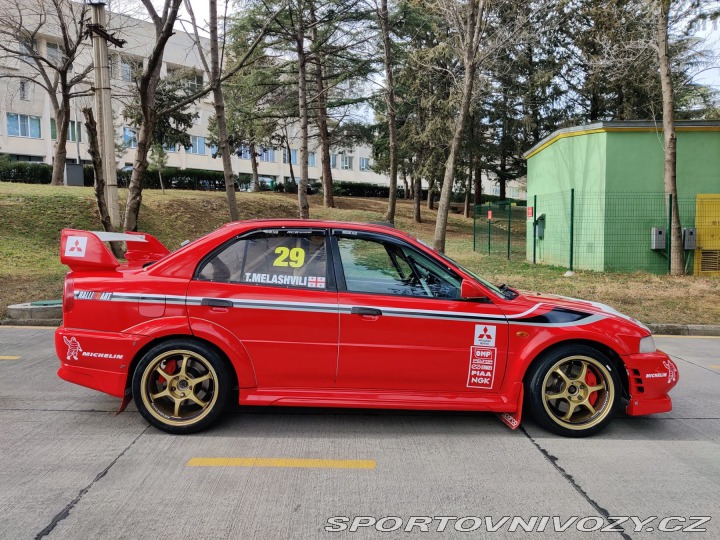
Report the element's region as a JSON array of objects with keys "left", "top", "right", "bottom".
[{"left": 273, "top": 246, "right": 306, "bottom": 268}]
